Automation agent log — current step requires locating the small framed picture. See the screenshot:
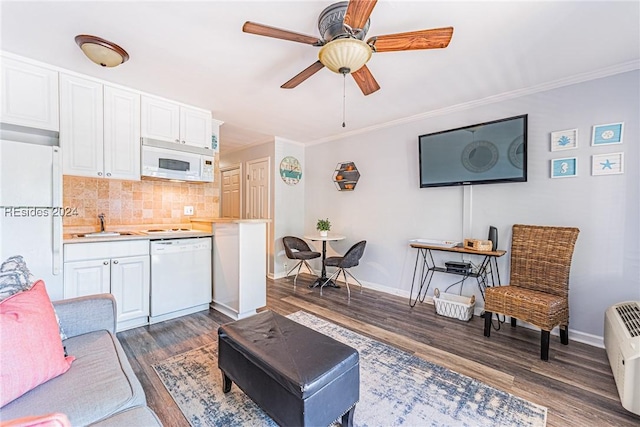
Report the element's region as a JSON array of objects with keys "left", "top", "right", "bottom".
[
  {"left": 592, "top": 152, "right": 624, "bottom": 176},
  {"left": 551, "top": 157, "right": 578, "bottom": 178},
  {"left": 550, "top": 129, "right": 578, "bottom": 151},
  {"left": 592, "top": 122, "right": 623, "bottom": 146}
]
